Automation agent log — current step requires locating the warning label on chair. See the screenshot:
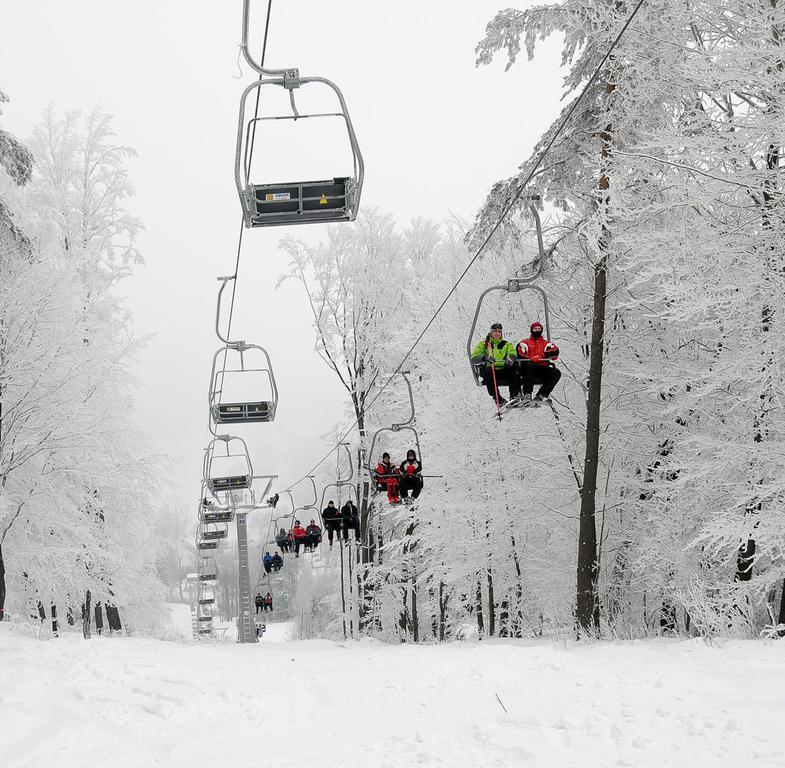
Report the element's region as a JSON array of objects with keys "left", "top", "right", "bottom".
[{"left": 265, "top": 192, "right": 291, "bottom": 201}]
